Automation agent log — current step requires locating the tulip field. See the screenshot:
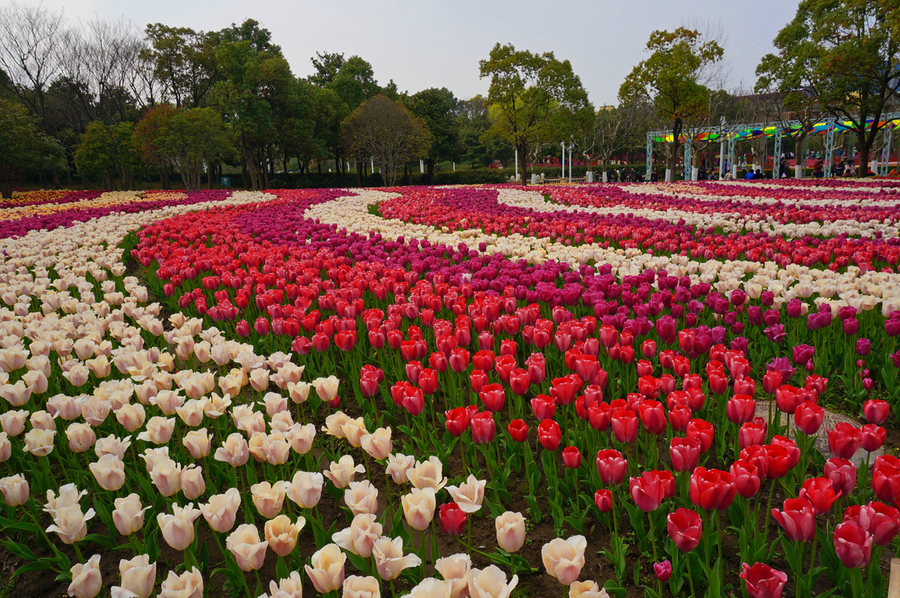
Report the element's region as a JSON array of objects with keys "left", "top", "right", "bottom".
[{"left": 3, "top": 180, "right": 900, "bottom": 598}]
